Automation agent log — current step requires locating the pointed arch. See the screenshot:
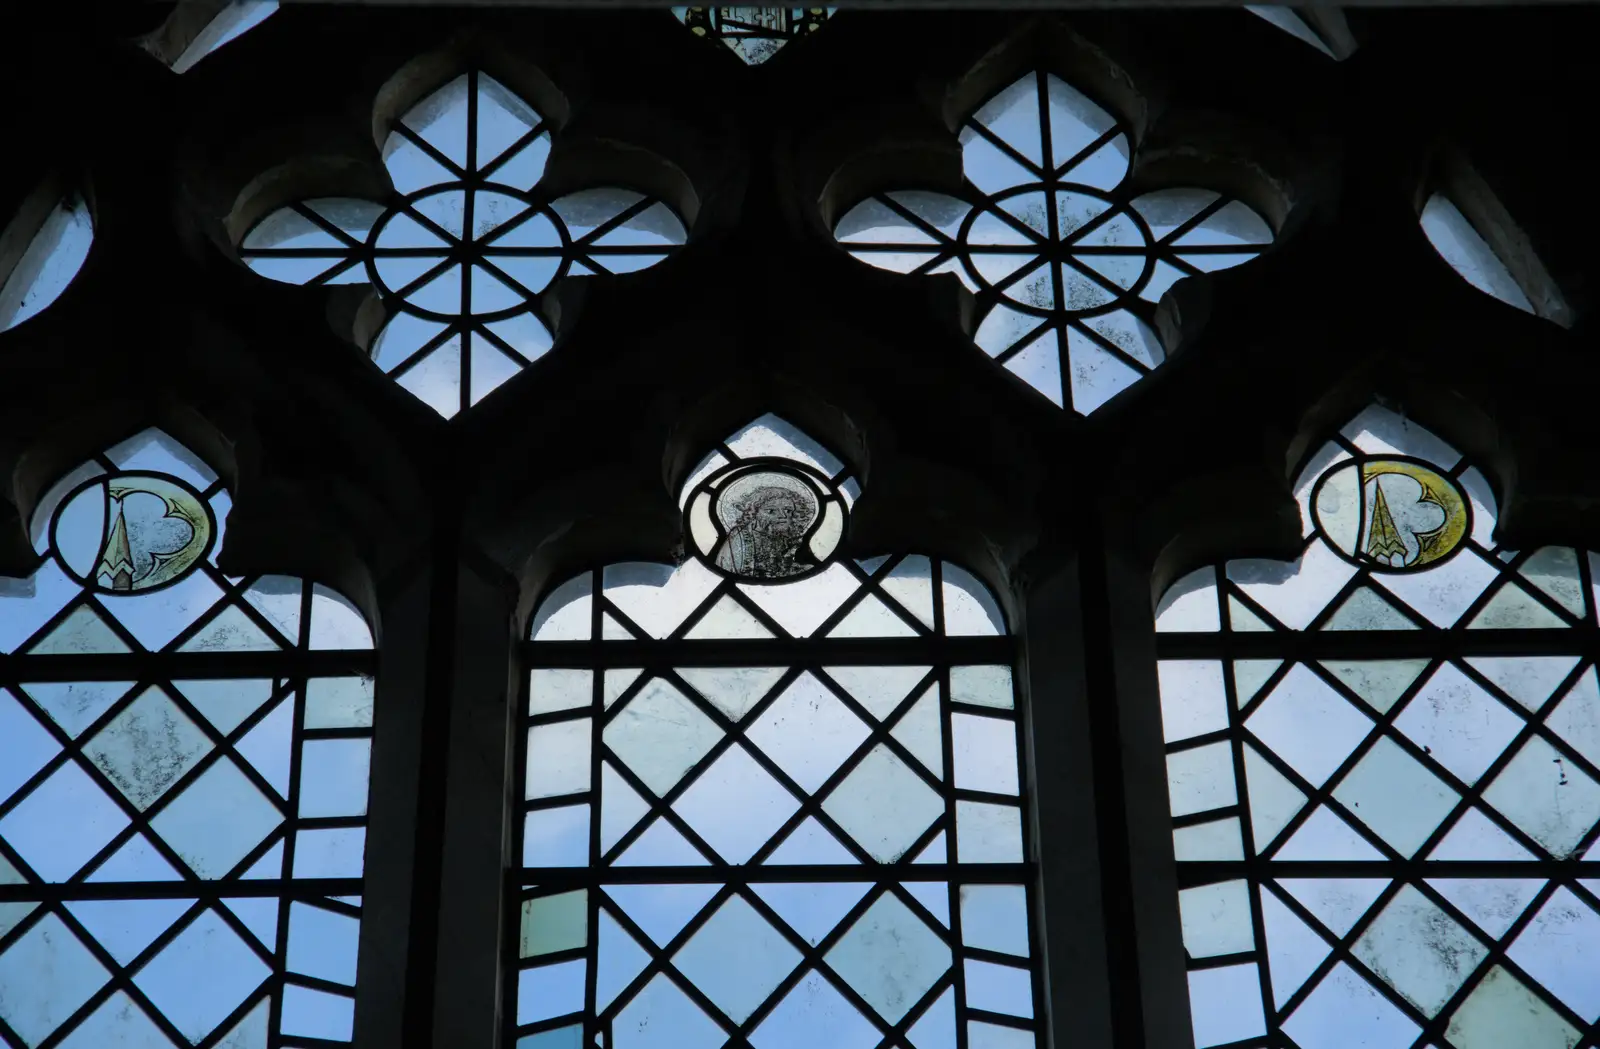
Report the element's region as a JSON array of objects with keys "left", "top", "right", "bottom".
[
  {"left": 510, "top": 413, "right": 1040, "bottom": 1047},
  {"left": 1154, "top": 404, "right": 1600, "bottom": 1048},
  {"left": 0, "top": 428, "right": 378, "bottom": 1049}
]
